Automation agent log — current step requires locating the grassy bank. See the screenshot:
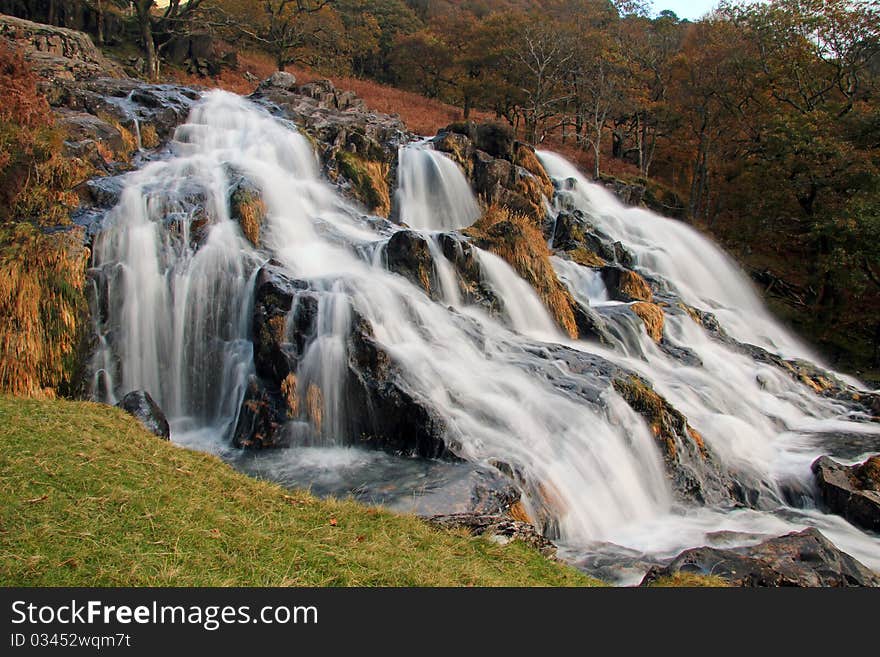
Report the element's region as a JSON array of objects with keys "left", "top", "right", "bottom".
[{"left": 0, "top": 396, "right": 599, "bottom": 586}]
